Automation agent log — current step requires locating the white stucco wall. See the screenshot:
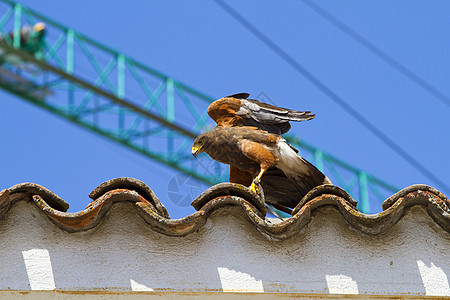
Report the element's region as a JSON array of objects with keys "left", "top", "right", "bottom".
[{"left": 0, "top": 200, "right": 449, "bottom": 297}]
